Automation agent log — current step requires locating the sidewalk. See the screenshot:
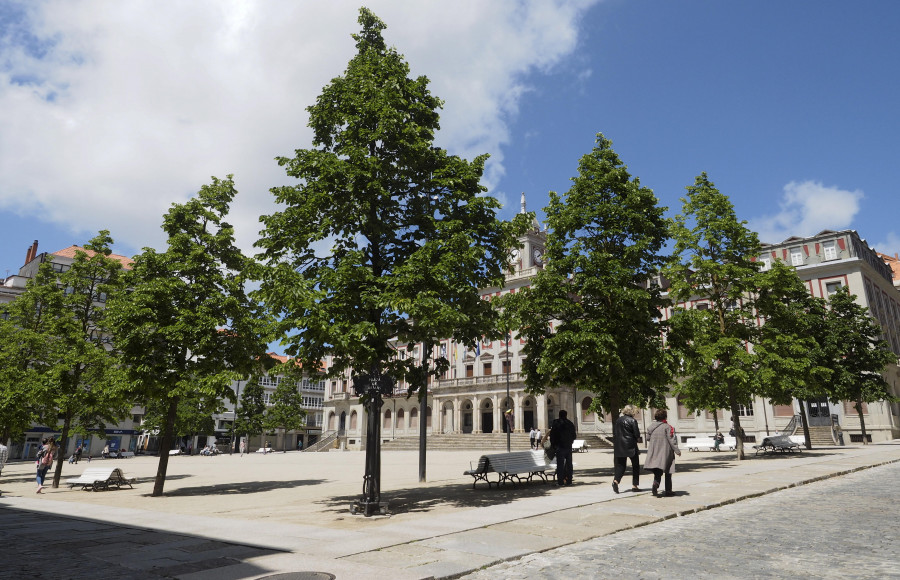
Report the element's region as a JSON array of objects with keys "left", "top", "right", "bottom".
[{"left": 2, "top": 443, "right": 898, "bottom": 579}]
